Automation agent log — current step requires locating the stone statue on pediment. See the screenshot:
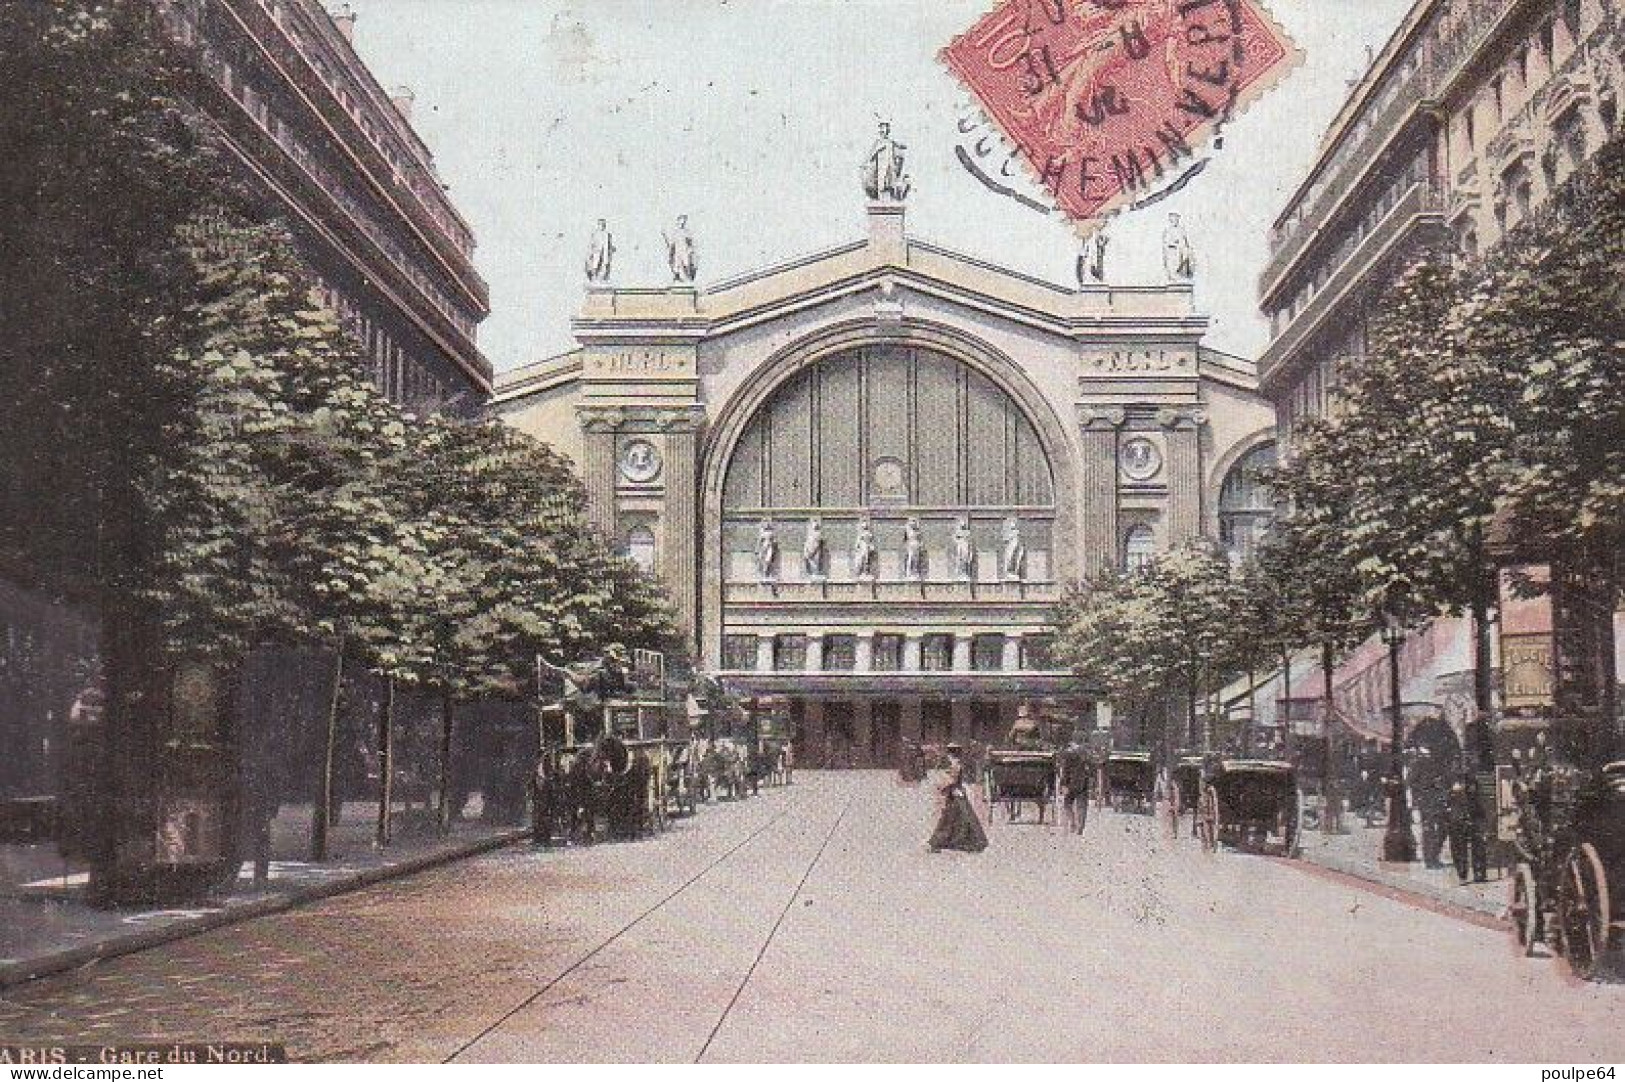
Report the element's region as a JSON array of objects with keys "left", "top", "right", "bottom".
[
  {"left": 902, "top": 516, "right": 924, "bottom": 580},
  {"left": 953, "top": 516, "right": 975, "bottom": 581},
  {"left": 852, "top": 516, "right": 878, "bottom": 580},
  {"left": 1001, "top": 516, "right": 1027, "bottom": 582},
  {"left": 801, "top": 517, "right": 826, "bottom": 579},
  {"left": 663, "top": 215, "right": 697, "bottom": 284},
  {"left": 1162, "top": 212, "right": 1194, "bottom": 282},
  {"left": 585, "top": 218, "right": 614, "bottom": 283},
  {"left": 756, "top": 519, "right": 779, "bottom": 581},
  {"left": 863, "top": 121, "right": 911, "bottom": 201}
]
